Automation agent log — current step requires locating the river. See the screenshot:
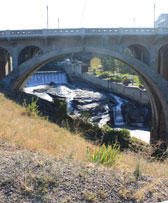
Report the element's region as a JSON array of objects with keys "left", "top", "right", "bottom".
[{"left": 23, "top": 71, "right": 150, "bottom": 143}]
